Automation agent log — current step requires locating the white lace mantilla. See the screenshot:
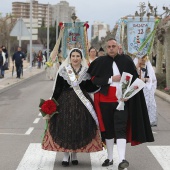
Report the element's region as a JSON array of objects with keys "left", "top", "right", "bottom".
[{"left": 59, "top": 65, "right": 91, "bottom": 86}]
